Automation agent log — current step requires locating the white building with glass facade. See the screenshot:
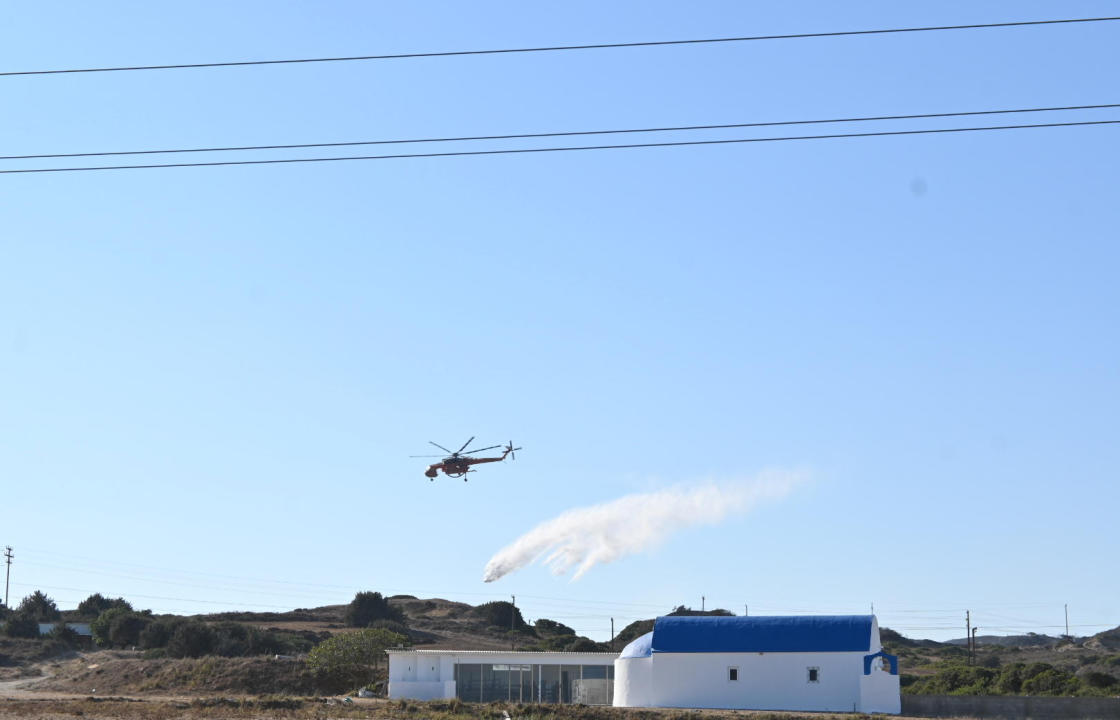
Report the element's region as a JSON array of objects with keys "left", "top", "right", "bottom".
[
  {"left": 387, "top": 650, "right": 619, "bottom": 704},
  {"left": 388, "top": 615, "right": 899, "bottom": 713},
  {"left": 614, "top": 615, "right": 900, "bottom": 714}
]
